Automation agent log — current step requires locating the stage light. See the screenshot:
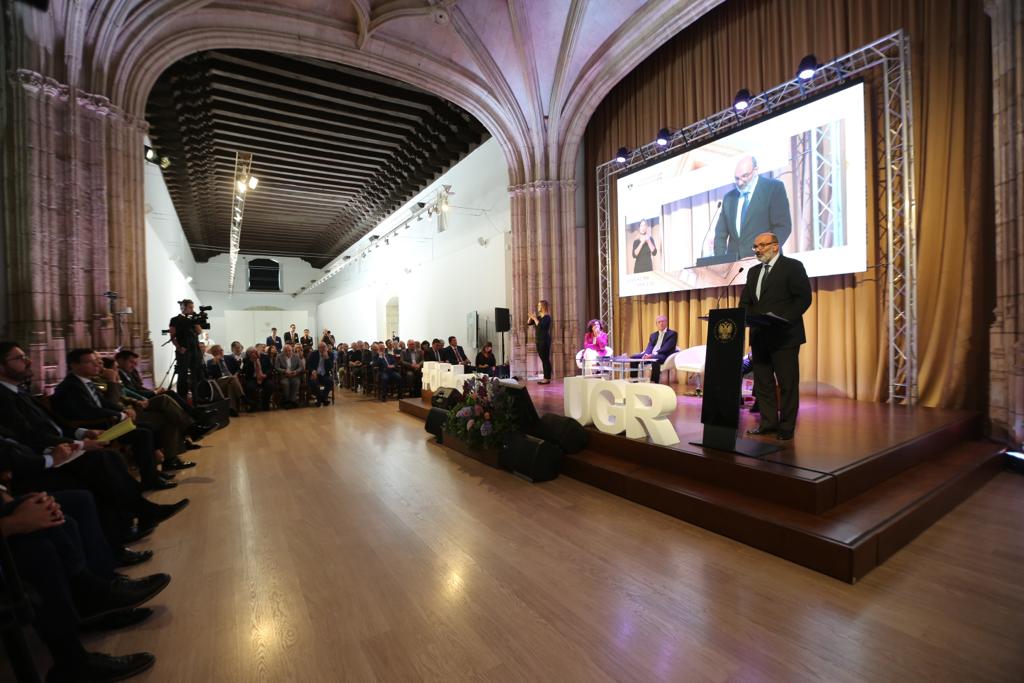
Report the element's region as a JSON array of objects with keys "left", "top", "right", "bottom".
[
  {"left": 247, "top": 175, "right": 259, "bottom": 190},
  {"left": 159, "top": 156, "right": 171, "bottom": 170},
  {"left": 656, "top": 128, "right": 671, "bottom": 146},
  {"left": 615, "top": 147, "right": 629, "bottom": 163},
  {"left": 733, "top": 89, "right": 752, "bottom": 111},
  {"left": 144, "top": 146, "right": 157, "bottom": 161},
  {"left": 797, "top": 55, "right": 819, "bottom": 80}
]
